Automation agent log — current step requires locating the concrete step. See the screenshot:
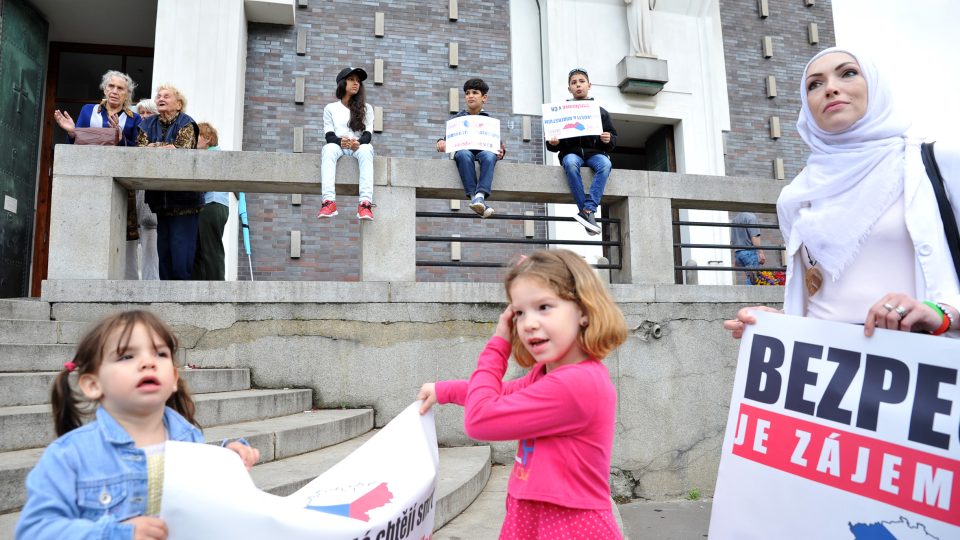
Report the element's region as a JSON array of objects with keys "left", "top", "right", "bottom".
[
  {"left": 251, "top": 434, "right": 491, "bottom": 530},
  {"left": 0, "top": 388, "right": 313, "bottom": 452},
  {"left": 0, "top": 447, "right": 43, "bottom": 515},
  {"left": 0, "top": 511, "right": 15, "bottom": 540},
  {"left": 0, "top": 319, "right": 87, "bottom": 346},
  {"left": 435, "top": 464, "right": 509, "bottom": 540},
  {"left": 203, "top": 408, "right": 373, "bottom": 463},
  {"left": 193, "top": 388, "right": 313, "bottom": 428},
  {"left": 0, "top": 344, "right": 76, "bottom": 372},
  {"left": 435, "top": 464, "right": 628, "bottom": 540},
  {"left": 0, "top": 368, "right": 252, "bottom": 407},
  {"left": 0, "top": 300, "right": 49, "bottom": 322},
  {"left": 0, "top": 409, "right": 373, "bottom": 515}
]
